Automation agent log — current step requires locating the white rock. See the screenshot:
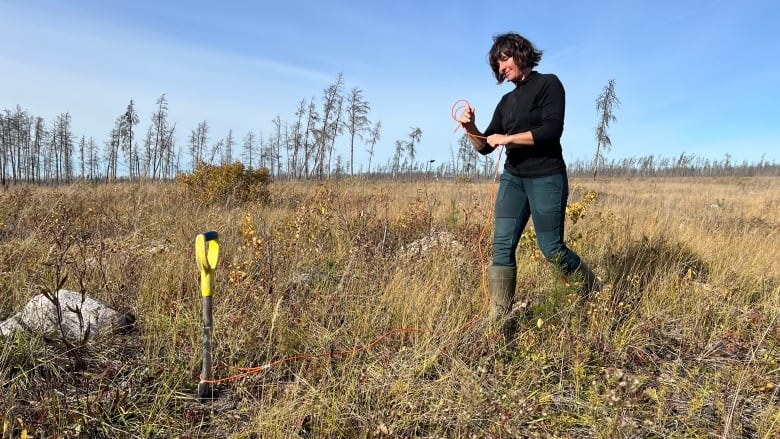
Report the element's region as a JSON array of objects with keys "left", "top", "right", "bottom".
[{"left": 0, "top": 289, "right": 132, "bottom": 342}]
